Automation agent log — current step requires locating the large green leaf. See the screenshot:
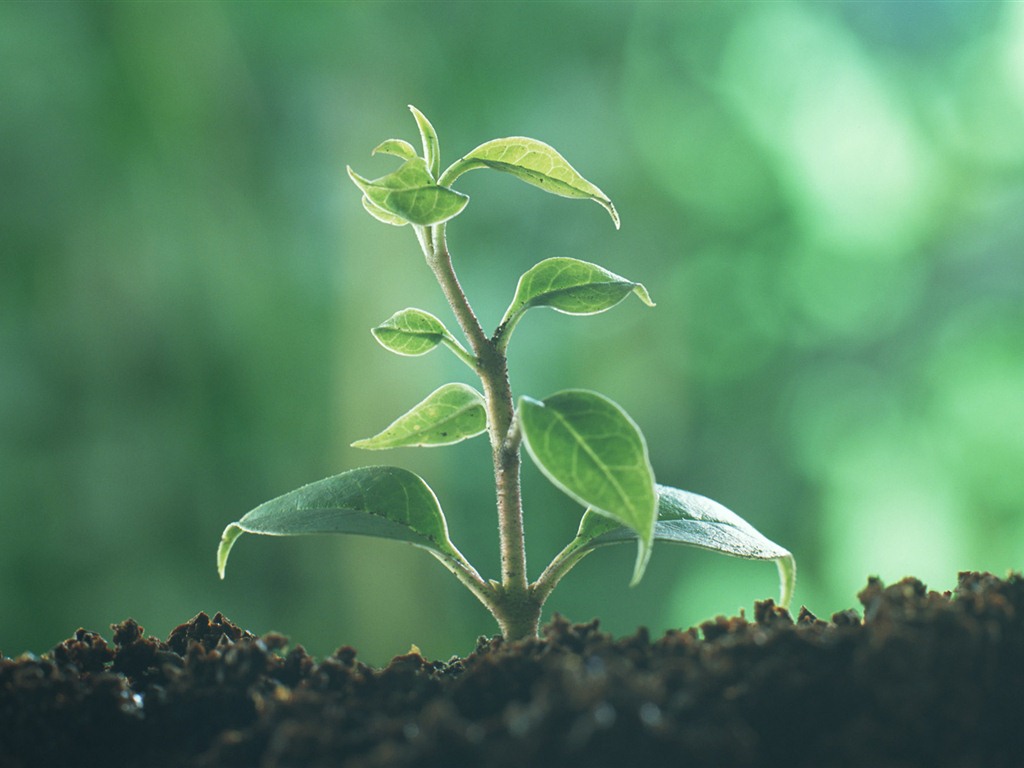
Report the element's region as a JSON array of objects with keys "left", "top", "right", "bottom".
[
  {"left": 440, "top": 137, "right": 619, "bottom": 228},
  {"left": 352, "top": 383, "right": 487, "bottom": 450},
  {"left": 498, "top": 257, "right": 653, "bottom": 345},
  {"left": 569, "top": 484, "right": 796, "bottom": 607},
  {"left": 519, "top": 389, "right": 656, "bottom": 584},
  {"left": 217, "top": 466, "right": 469, "bottom": 578},
  {"left": 348, "top": 158, "right": 468, "bottom": 226}
]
